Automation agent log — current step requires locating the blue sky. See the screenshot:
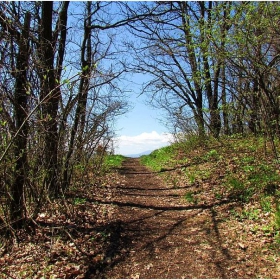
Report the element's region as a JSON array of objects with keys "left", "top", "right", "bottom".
[
  {"left": 113, "top": 75, "right": 174, "bottom": 155},
  {"left": 65, "top": 2, "right": 174, "bottom": 156}
]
